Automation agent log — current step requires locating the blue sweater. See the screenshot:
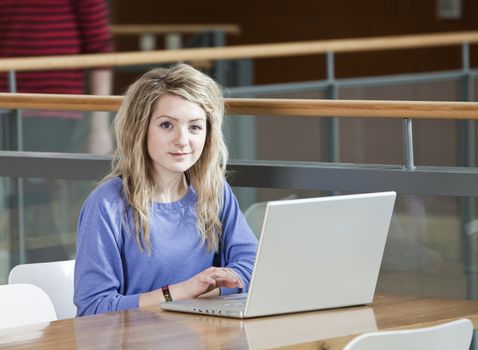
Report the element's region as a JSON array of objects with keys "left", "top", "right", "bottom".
[{"left": 74, "top": 177, "right": 258, "bottom": 316}]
